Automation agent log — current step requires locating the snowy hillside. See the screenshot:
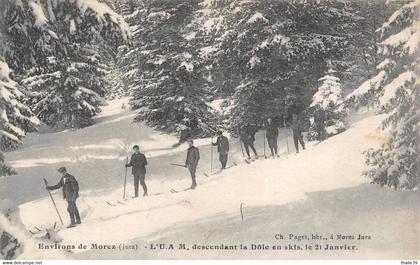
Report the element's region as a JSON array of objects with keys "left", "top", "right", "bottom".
[
  {"left": 1, "top": 98, "right": 181, "bottom": 204},
  {"left": 4, "top": 98, "right": 390, "bottom": 257}
]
